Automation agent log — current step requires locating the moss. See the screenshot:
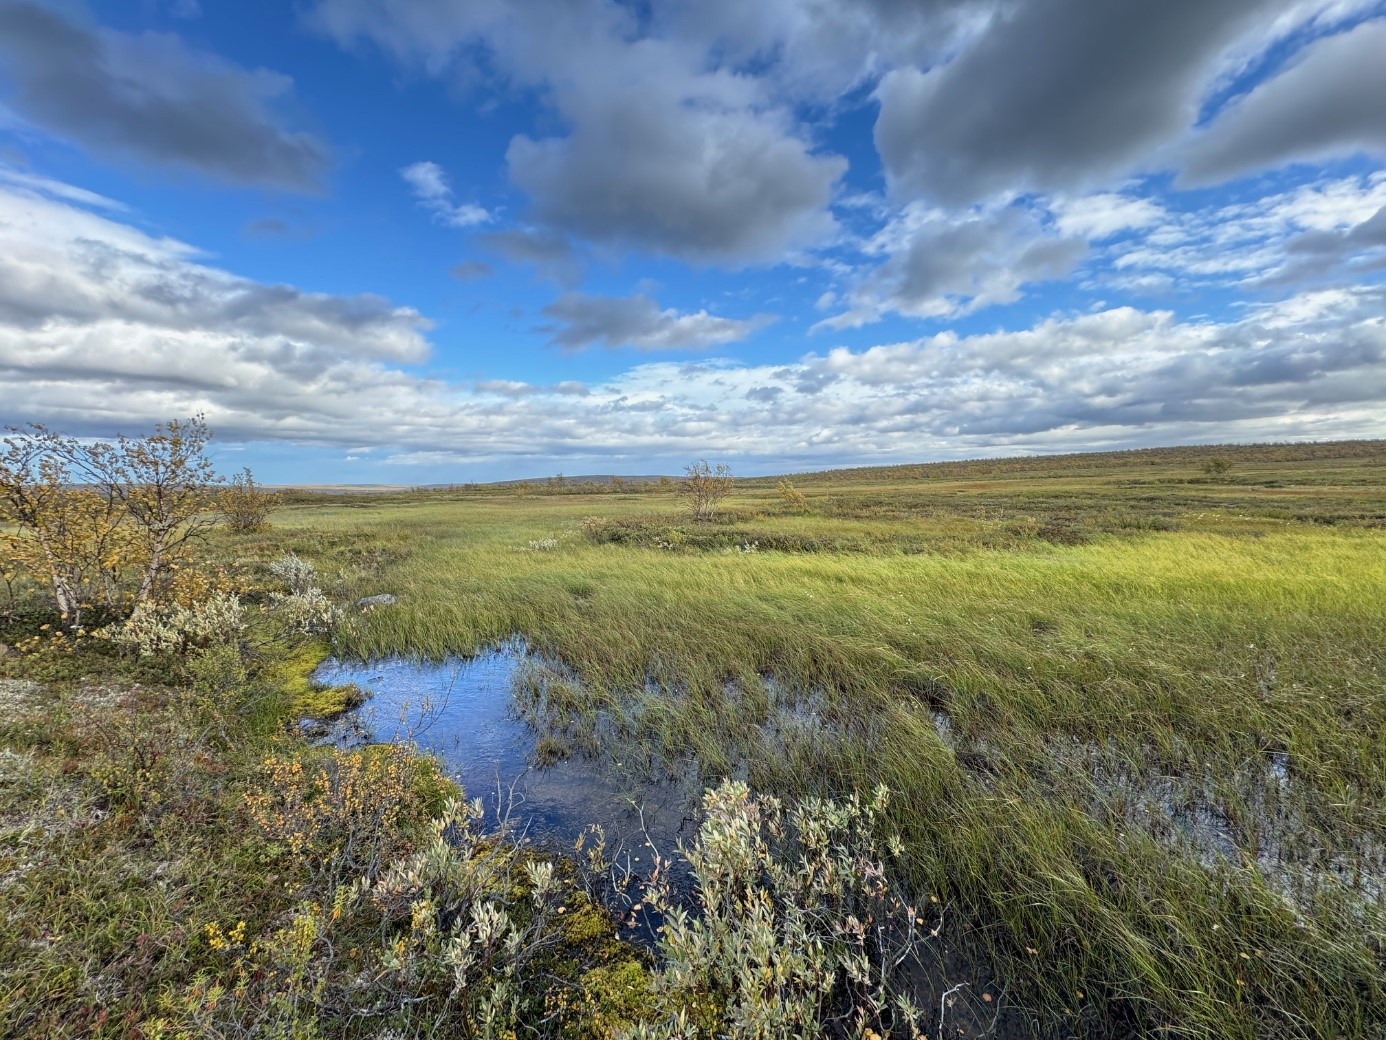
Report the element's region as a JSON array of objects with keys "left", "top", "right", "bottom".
[
  {"left": 558, "top": 894, "right": 611, "bottom": 946},
  {"left": 409, "top": 749, "right": 461, "bottom": 815},
  {"left": 275, "top": 639, "right": 363, "bottom": 719},
  {"left": 574, "top": 959, "right": 654, "bottom": 1037}
]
